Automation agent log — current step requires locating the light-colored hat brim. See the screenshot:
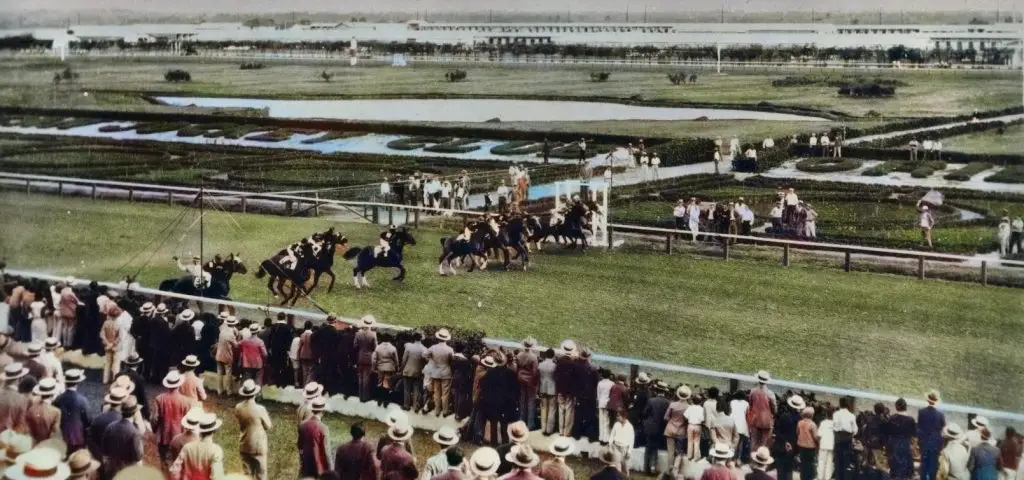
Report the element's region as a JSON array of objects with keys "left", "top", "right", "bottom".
[
  {"left": 239, "top": 384, "right": 261, "bottom": 397},
  {"left": 0, "top": 368, "right": 29, "bottom": 382},
  {"left": 504, "top": 452, "right": 540, "bottom": 469},
  {"left": 388, "top": 428, "right": 414, "bottom": 442},
  {"left": 431, "top": 431, "right": 459, "bottom": 446},
  {"left": 69, "top": 458, "right": 101, "bottom": 477},
  {"left": 198, "top": 418, "right": 224, "bottom": 434},
  {"left": 5, "top": 458, "right": 71, "bottom": 480},
  {"left": 163, "top": 377, "right": 185, "bottom": 389}
]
